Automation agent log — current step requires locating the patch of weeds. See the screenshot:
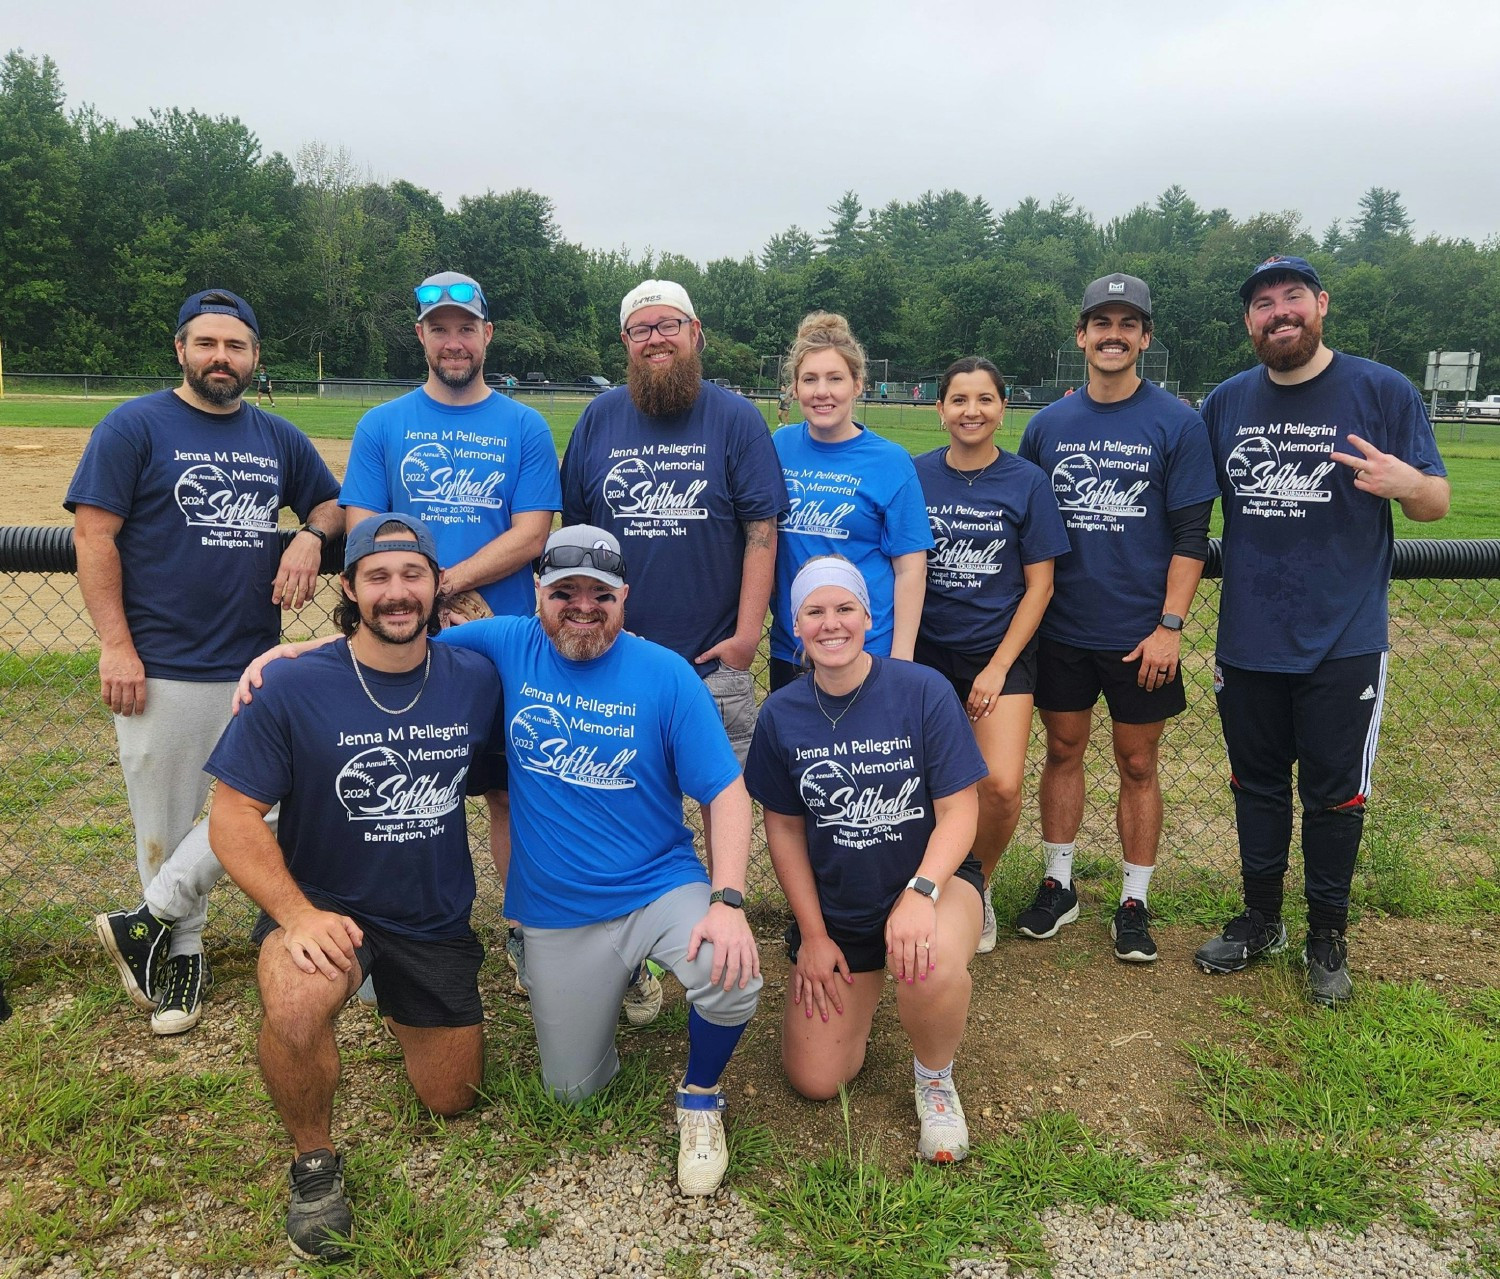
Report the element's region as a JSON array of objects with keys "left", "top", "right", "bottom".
[
  {"left": 749, "top": 1108, "right": 1176, "bottom": 1279},
  {"left": 664, "top": 1244, "right": 707, "bottom": 1278},
  {"left": 1353, "top": 800, "right": 1450, "bottom": 917},
  {"left": 332, "top": 1147, "right": 486, "bottom": 1278},
  {"left": 503, "top": 1205, "right": 559, "bottom": 1250},
  {"left": 1219, "top": 1133, "right": 1417, "bottom": 1232},
  {"left": 1146, "top": 867, "right": 1242, "bottom": 928}
]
